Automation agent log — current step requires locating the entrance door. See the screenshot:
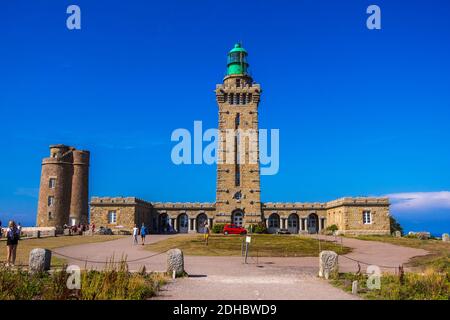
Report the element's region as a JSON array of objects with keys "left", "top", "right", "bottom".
[
  {"left": 307, "top": 213, "right": 319, "bottom": 234},
  {"left": 197, "top": 214, "right": 208, "bottom": 233},
  {"left": 159, "top": 214, "right": 170, "bottom": 233},
  {"left": 232, "top": 211, "right": 244, "bottom": 227},
  {"left": 178, "top": 214, "right": 188, "bottom": 233},
  {"left": 287, "top": 214, "right": 299, "bottom": 234},
  {"left": 268, "top": 213, "right": 280, "bottom": 234}
]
